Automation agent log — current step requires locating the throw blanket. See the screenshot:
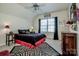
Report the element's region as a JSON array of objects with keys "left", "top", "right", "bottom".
[{"left": 14, "top": 33, "right": 46, "bottom": 45}]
